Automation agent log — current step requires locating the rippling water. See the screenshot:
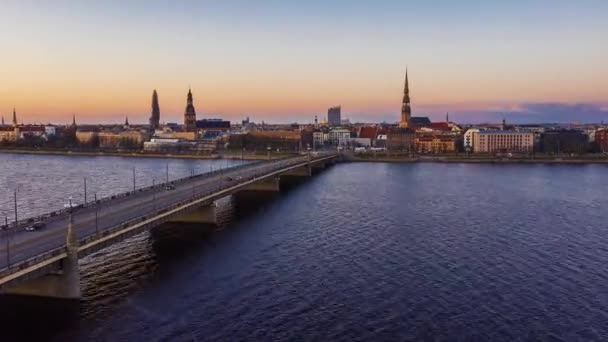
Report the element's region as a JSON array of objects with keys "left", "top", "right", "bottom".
[
  {"left": 0, "top": 152, "right": 246, "bottom": 220},
  {"left": 2, "top": 155, "right": 608, "bottom": 341}
]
